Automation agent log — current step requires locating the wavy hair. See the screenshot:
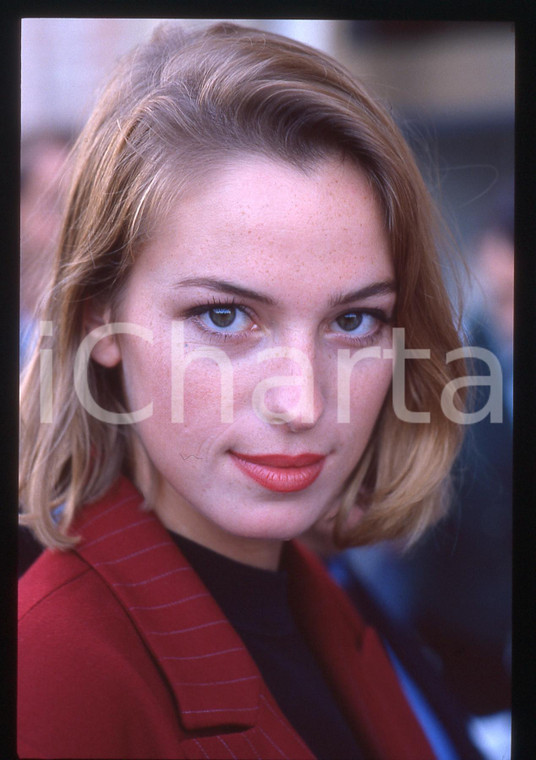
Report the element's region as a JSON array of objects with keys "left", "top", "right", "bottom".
[{"left": 19, "top": 22, "right": 465, "bottom": 549}]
